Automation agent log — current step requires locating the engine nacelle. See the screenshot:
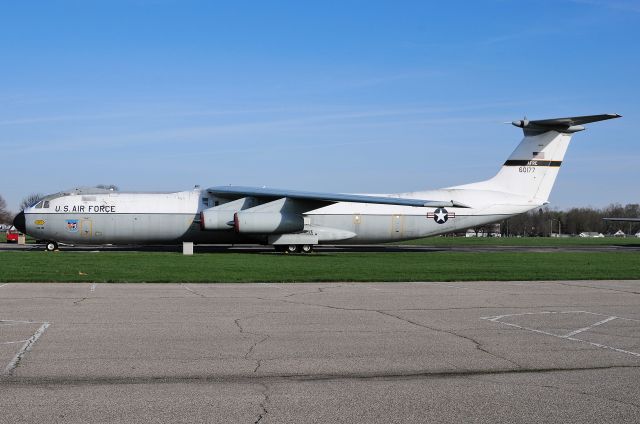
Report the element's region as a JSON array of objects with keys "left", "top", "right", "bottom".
[
  {"left": 200, "top": 197, "right": 262, "bottom": 231},
  {"left": 234, "top": 212, "right": 304, "bottom": 234},
  {"left": 200, "top": 209, "right": 234, "bottom": 230}
]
